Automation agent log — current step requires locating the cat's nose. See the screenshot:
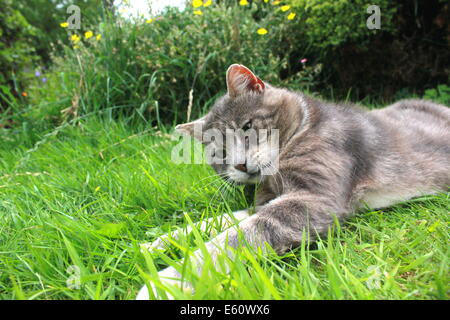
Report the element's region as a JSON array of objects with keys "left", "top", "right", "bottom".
[{"left": 234, "top": 163, "right": 247, "bottom": 172}]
